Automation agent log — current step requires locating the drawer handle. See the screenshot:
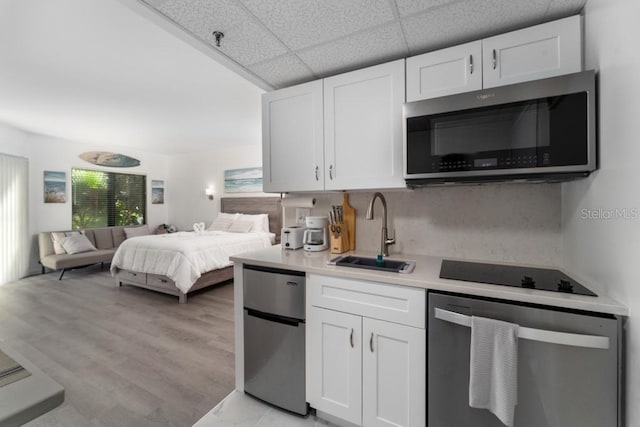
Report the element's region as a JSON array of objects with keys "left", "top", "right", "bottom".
[
  {"left": 492, "top": 49, "right": 497, "bottom": 69},
  {"left": 350, "top": 329, "right": 354, "bottom": 348},
  {"left": 160, "top": 279, "right": 168, "bottom": 283},
  {"left": 370, "top": 332, "right": 374, "bottom": 353},
  {"left": 469, "top": 54, "right": 473, "bottom": 74},
  {"left": 131, "top": 273, "right": 137, "bottom": 276},
  {"left": 286, "top": 281, "right": 298, "bottom": 287}
]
